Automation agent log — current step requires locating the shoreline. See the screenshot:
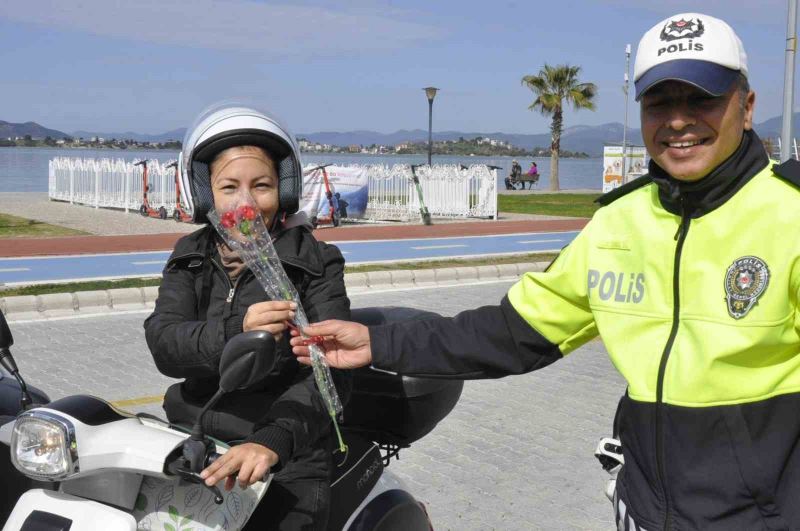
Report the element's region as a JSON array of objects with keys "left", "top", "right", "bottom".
[{"left": 0, "top": 145, "right": 601, "bottom": 159}]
